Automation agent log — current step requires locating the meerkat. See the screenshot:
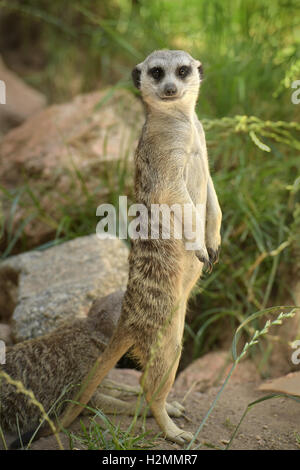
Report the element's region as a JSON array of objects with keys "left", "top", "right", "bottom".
[
  {"left": 49, "top": 49, "right": 222, "bottom": 445},
  {"left": 0, "top": 289, "right": 184, "bottom": 445}
]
